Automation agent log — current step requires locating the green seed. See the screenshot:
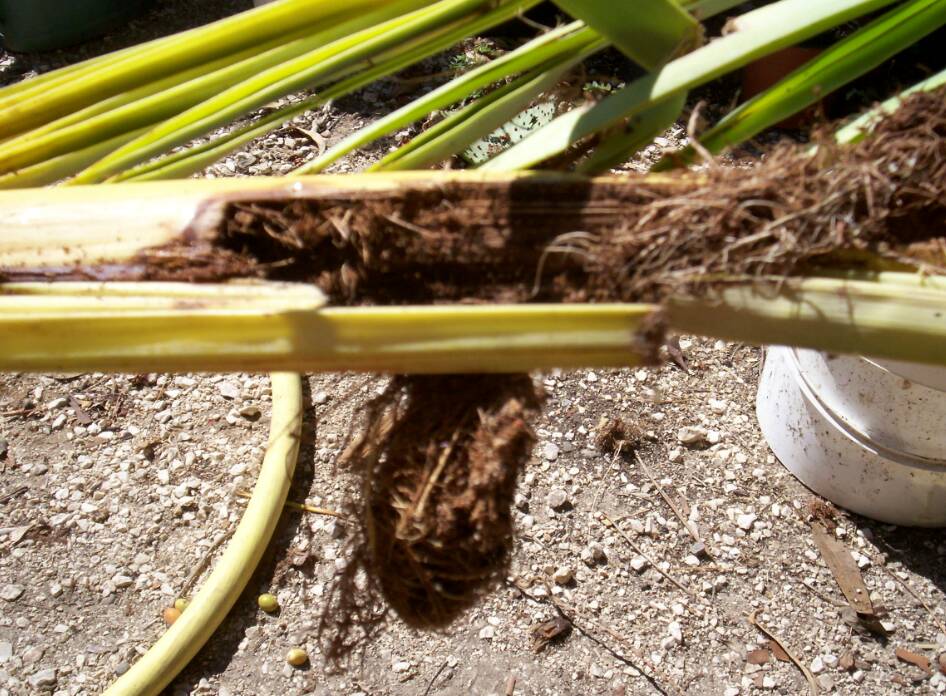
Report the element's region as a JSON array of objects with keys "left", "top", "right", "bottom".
[
  {"left": 174, "top": 597, "right": 189, "bottom": 612},
  {"left": 257, "top": 593, "right": 279, "bottom": 613},
  {"left": 286, "top": 648, "right": 308, "bottom": 667}
]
